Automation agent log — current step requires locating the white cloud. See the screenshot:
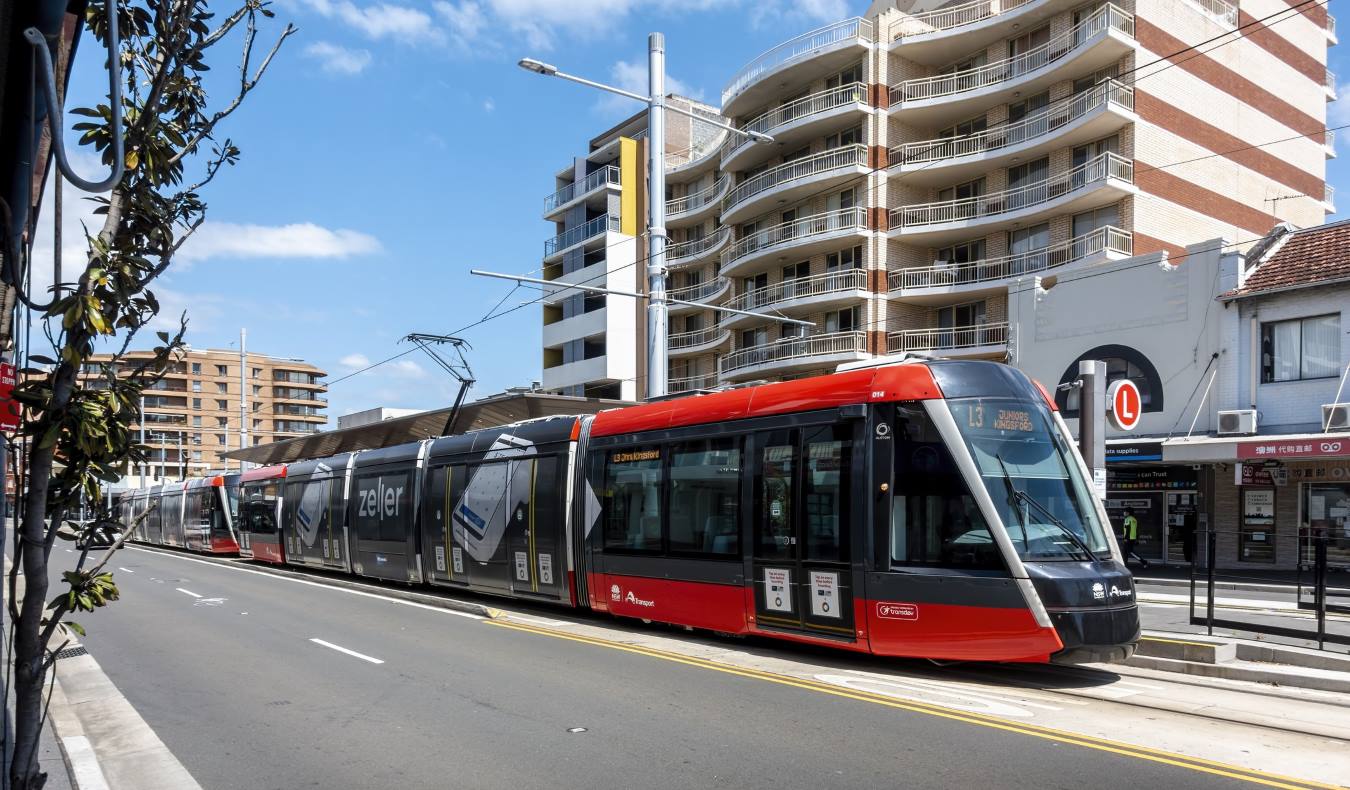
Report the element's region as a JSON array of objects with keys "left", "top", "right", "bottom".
[
  {"left": 593, "top": 59, "right": 704, "bottom": 118},
  {"left": 177, "top": 222, "right": 382, "bottom": 263},
  {"left": 435, "top": 1, "right": 488, "bottom": 48},
  {"left": 303, "top": 41, "right": 373, "bottom": 75},
  {"left": 482, "top": 97, "right": 495, "bottom": 112},
  {"left": 339, "top": 353, "right": 371, "bottom": 369},
  {"left": 387, "top": 359, "right": 426, "bottom": 379},
  {"left": 755, "top": 0, "right": 847, "bottom": 25},
  {"left": 297, "top": 0, "right": 443, "bottom": 43}
]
